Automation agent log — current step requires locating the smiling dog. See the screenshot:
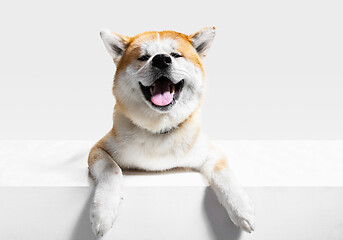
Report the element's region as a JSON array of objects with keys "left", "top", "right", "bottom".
[{"left": 88, "top": 27, "right": 255, "bottom": 237}]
